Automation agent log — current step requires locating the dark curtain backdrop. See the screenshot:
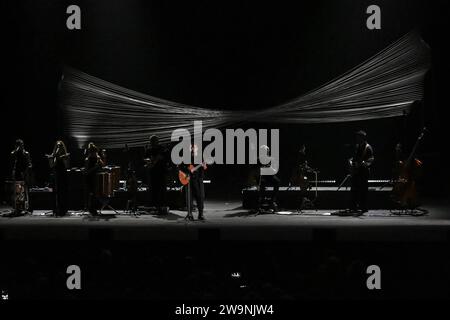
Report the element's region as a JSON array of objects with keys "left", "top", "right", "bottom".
[{"left": 1, "top": 0, "right": 448, "bottom": 200}]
